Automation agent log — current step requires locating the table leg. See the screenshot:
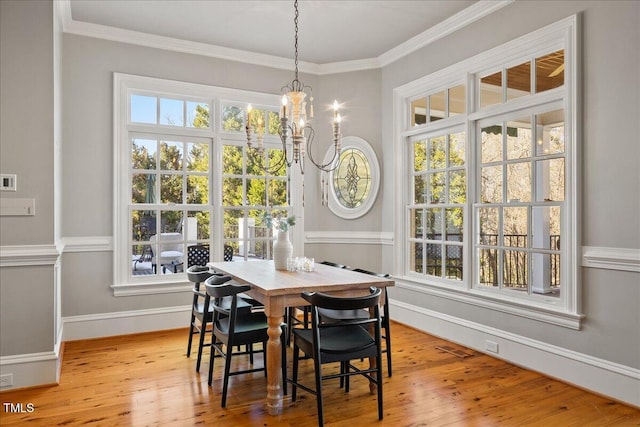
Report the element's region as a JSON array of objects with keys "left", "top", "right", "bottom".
[{"left": 266, "top": 309, "right": 284, "bottom": 415}]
